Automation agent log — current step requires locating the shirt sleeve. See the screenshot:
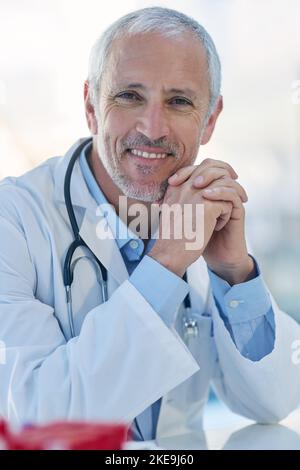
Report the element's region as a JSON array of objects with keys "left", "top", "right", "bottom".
[
  {"left": 129, "top": 254, "right": 189, "bottom": 327},
  {"left": 208, "top": 257, "right": 275, "bottom": 361}
]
